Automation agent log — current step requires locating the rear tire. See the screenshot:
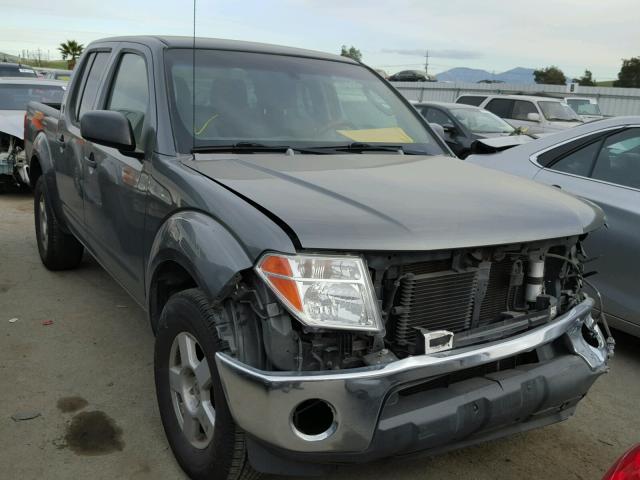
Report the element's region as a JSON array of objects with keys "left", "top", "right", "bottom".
[
  {"left": 155, "top": 288, "right": 260, "bottom": 480},
  {"left": 34, "top": 176, "right": 84, "bottom": 270}
]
